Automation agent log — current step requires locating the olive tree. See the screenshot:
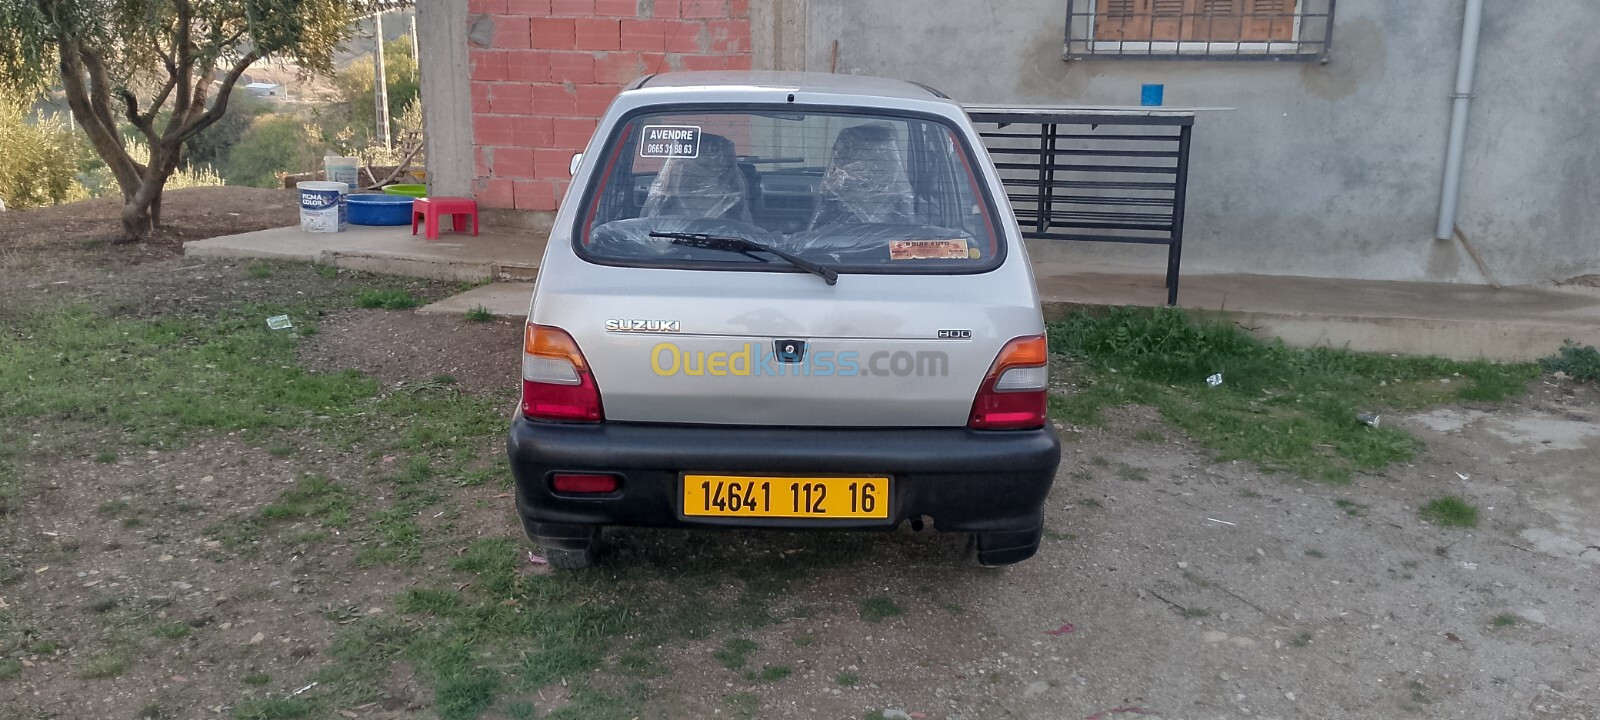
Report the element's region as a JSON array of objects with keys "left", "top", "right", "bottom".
[{"left": 0, "top": 0, "right": 386, "bottom": 242}]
